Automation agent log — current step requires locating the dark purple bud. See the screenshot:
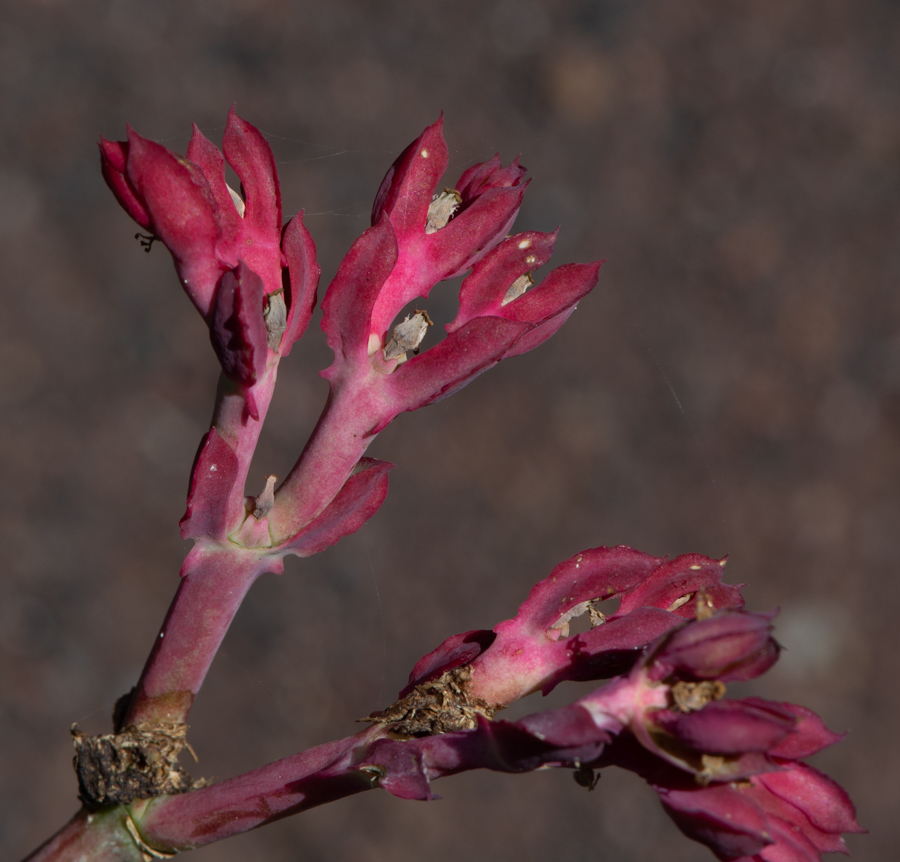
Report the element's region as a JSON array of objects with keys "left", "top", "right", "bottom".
[
  {"left": 652, "top": 698, "right": 796, "bottom": 755},
  {"left": 660, "top": 783, "right": 773, "bottom": 859},
  {"left": 753, "top": 699, "right": 845, "bottom": 760},
  {"left": 209, "top": 262, "right": 268, "bottom": 411},
  {"left": 649, "top": 610, "right": 780, "bottom": 683}
]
